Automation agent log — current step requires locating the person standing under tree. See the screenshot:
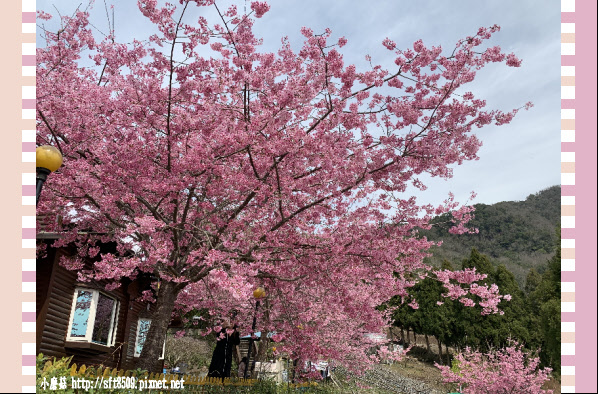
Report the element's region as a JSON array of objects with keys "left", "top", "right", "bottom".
[{"left": 207, "top": 319, "right": 240, "bottom": 378}]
